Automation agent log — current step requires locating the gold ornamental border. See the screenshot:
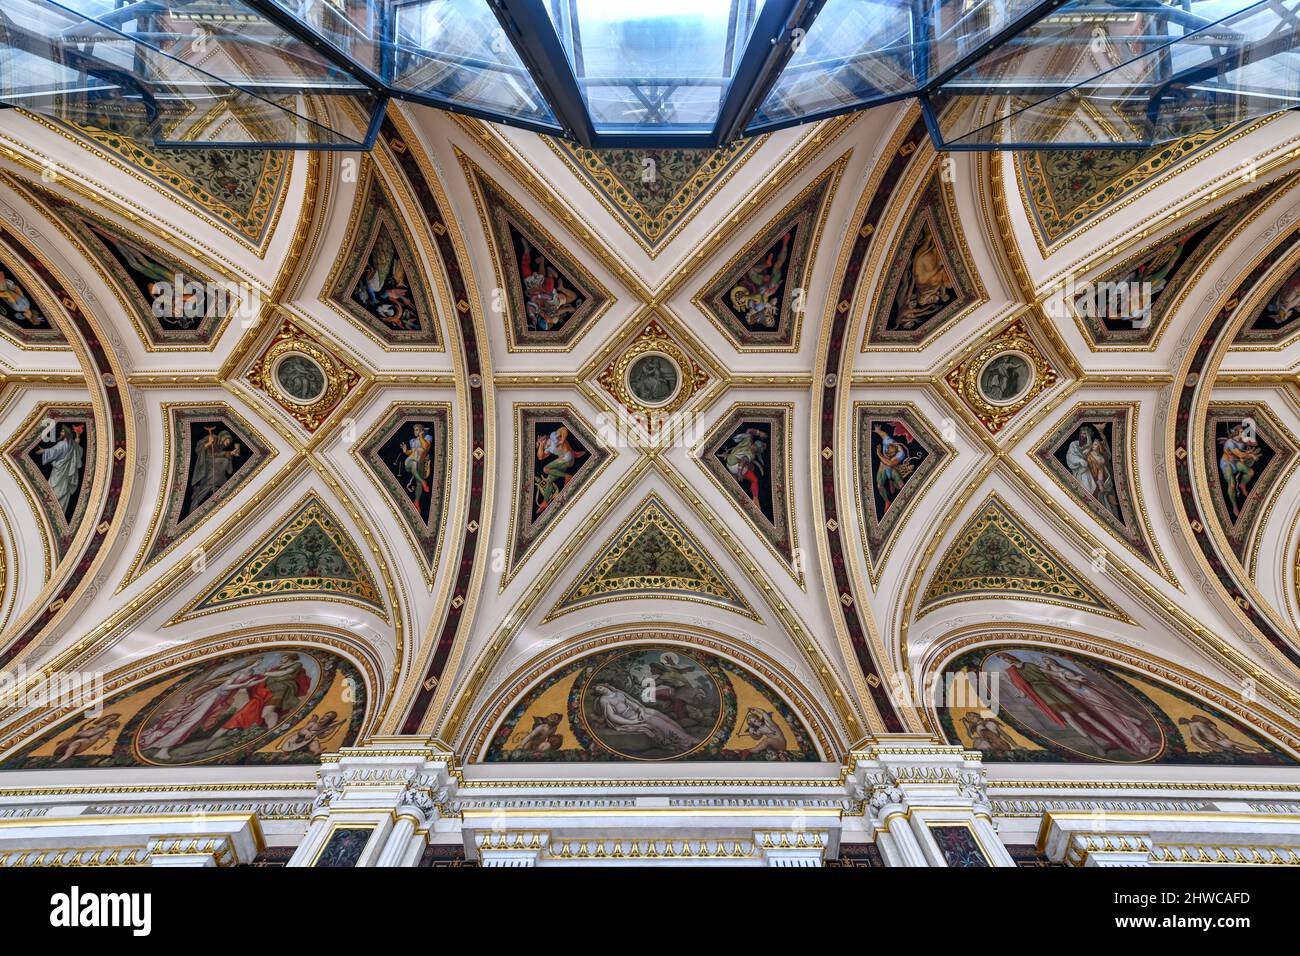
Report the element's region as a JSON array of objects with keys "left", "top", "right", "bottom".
[
  {"left": 914, "top": 489, "right": 1131, "bottom": 624},
  {"left": 596, "top": 319, "right": 709, "bottom": 420},
  {"left": 2, "top": 112, "right": 293, "bottom": 260},
  {"left": 943, "top": 320, "right": 1059, "bottom": 434},
  {"left": 1060, "top": 175, "right": 1296, "bottom": 354},
  {"left": 244, "top": 320, "right": 364, "bottom": 433},
  {"left": 1015, "top": 112, "right": 1287, "bottom": 260}
]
